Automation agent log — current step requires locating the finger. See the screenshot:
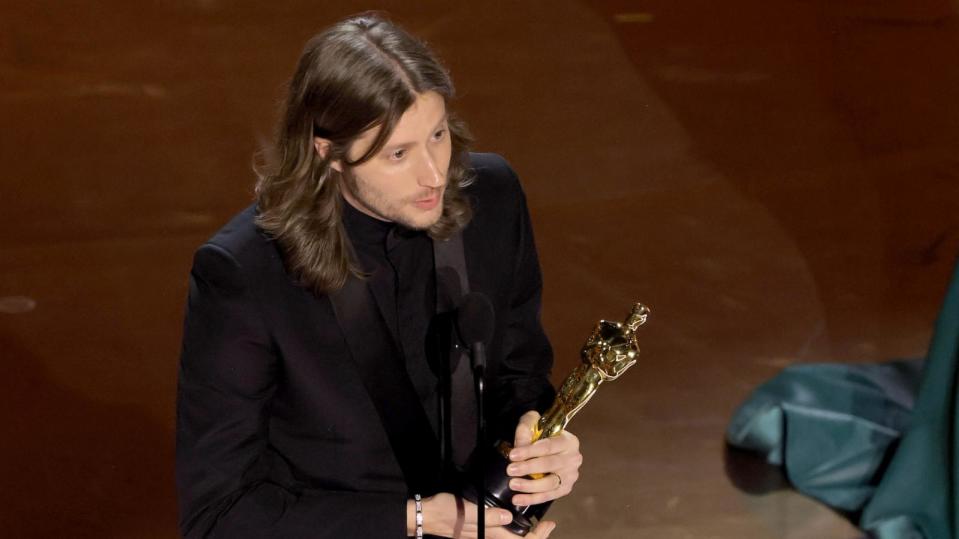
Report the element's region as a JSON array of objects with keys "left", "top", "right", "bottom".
[
  {"left": 525, "top": 521, "right": 557, "bottom": 538},
  {"left": 508, "top": 472, "right": 564, "bottom": 494},
  {"left": 509, "top": 436, "right": 558, "bottom": 461},
  {"left": 513, "top": 411, "right": 541, "bottom": 448},
  {"left": 510, "top": 432, "right": 579, "bottom": 461},
  {"left": 461, "top": 499, "right": 513, "bottom": 527},
  {"left": 486, "top": 526, "right": 523, "bottom": 539},
  {"left": 507, "top": 454, "right": 565, "bottom": 477},
  {"left": 511, "top": 488, "right": 565, "bottom": 507},
  {"left": 486, "top": 520, "right": 555, "bottom": 539},
  {"left": 512, "top": 470, "right": 578, "bottom": 505},
  {"left": 483, "top": 506, "right": 514, "bottom": 528}
]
